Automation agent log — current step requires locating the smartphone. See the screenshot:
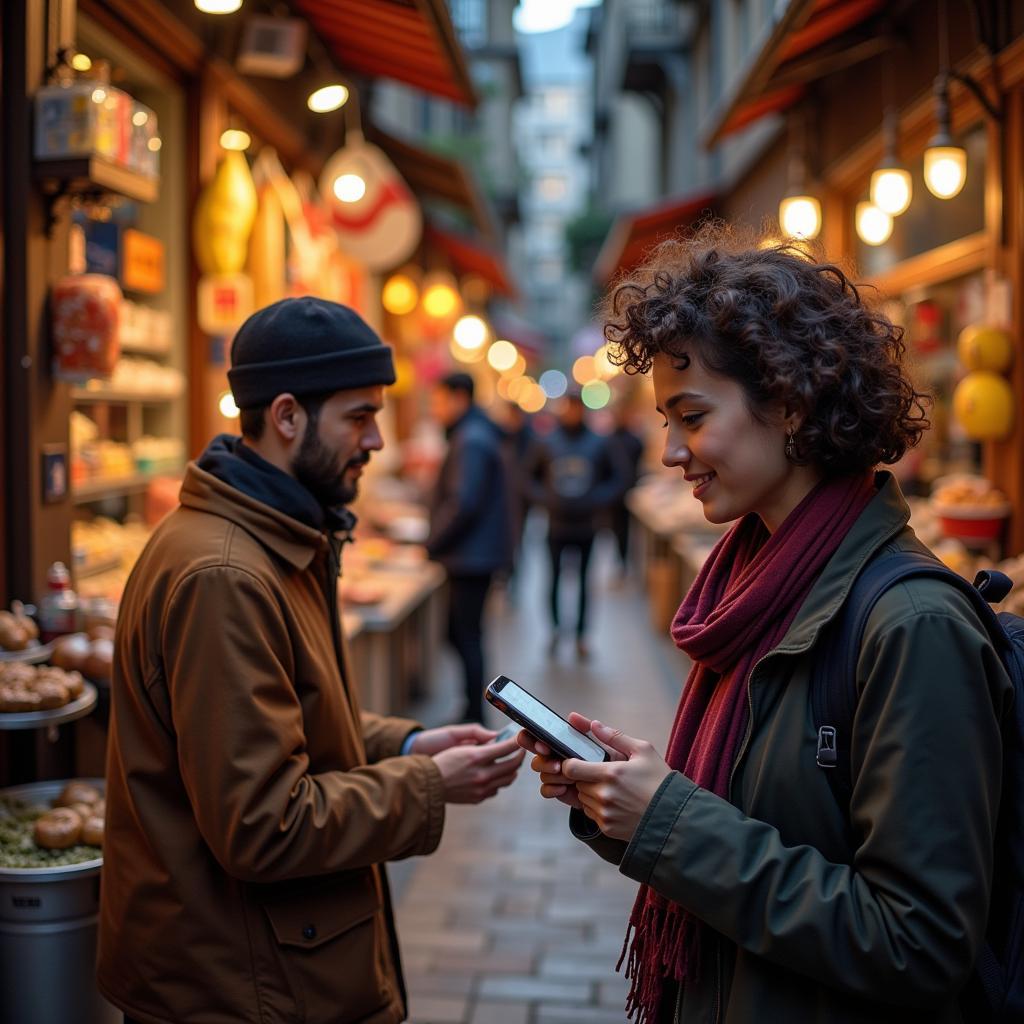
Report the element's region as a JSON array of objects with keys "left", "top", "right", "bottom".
[
  {"left": 489, "top": 723, "right": 520, "bottom": 745},
  {"left": 484, "top": 675, "right": 608, "bottom": 763}
]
